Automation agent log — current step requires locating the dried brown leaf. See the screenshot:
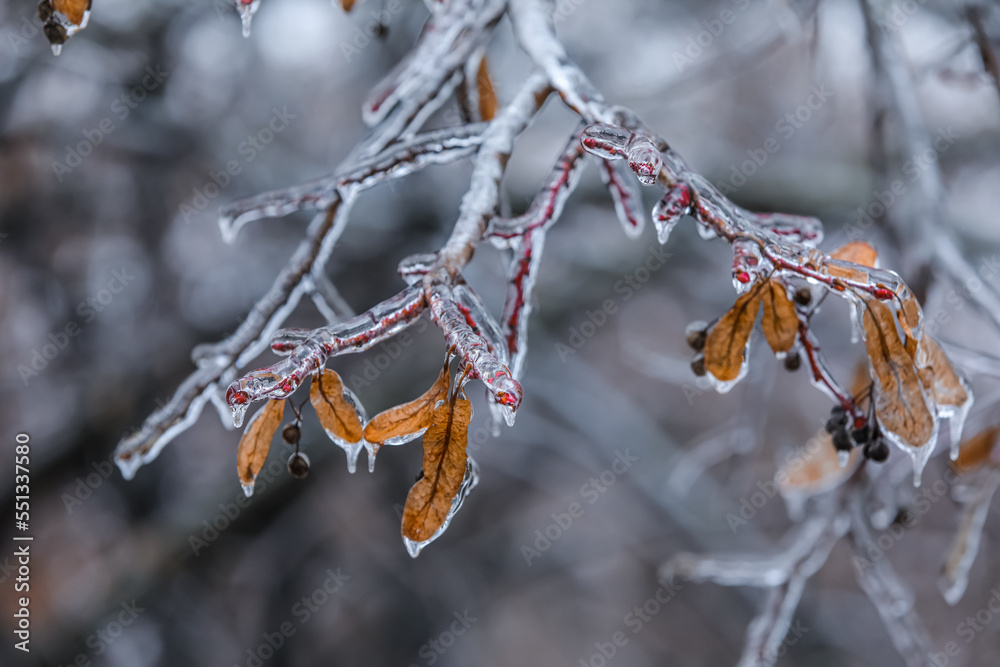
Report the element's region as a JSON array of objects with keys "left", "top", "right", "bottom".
[
  {"left": 237, "top": 399, "right": 284, "bottom": 493},
  {"left": 53, "top": 0, "right": 91, "bottom": 26},
  {"left": 862, "top": 298, "right": 934, "bottom": 447},
  {"left": 704, "top": 286, "right": 762, "bottom": 382},
  {"left": 778, "top": 430, "right": 860, "bottom": 496},
  {"left": 476, "top": 57, "right": 498, "bottom": 121},
  {"left": 310, "top": 369, "right": 363, "bottom": 444},
  {"left": 401, "top": 394, "right": 472, "bottom": 542},
  {"left": 954, "top": 427, "right": 999, "bottom": 474},
  {"left": 364, "top": 362, "right": 451, "bottom": 446},
  {"left": 830, "top": 241, "right": 878, "bottom": 267},
  {"left": 340, "top": 0, "right": 356, "bottom": 12},
  {"left": 760, "top": 280, "right": 798, "bottom": 353},
  {"left": 918, "top": 336, "right": 969, "bottom": 408}
]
